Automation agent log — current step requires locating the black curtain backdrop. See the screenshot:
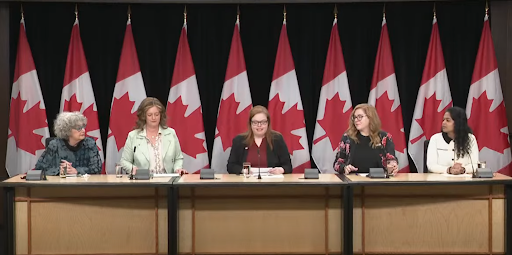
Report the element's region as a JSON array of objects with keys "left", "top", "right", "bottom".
[{"left": 8, "top": 1, "right": 486, "bottom": 172}]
